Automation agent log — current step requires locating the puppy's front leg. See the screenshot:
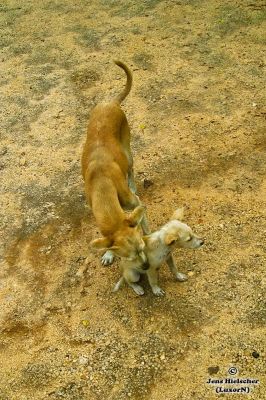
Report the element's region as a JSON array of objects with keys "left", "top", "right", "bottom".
[
  {"left": 124, "top": 268, "right": 144, "bottom": 295},
  {"left": 166, "top": 255, "right": 188, "bottom": 282},
  {"left": 147, "top": 266, "right": 165, "bottom": 296}
]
